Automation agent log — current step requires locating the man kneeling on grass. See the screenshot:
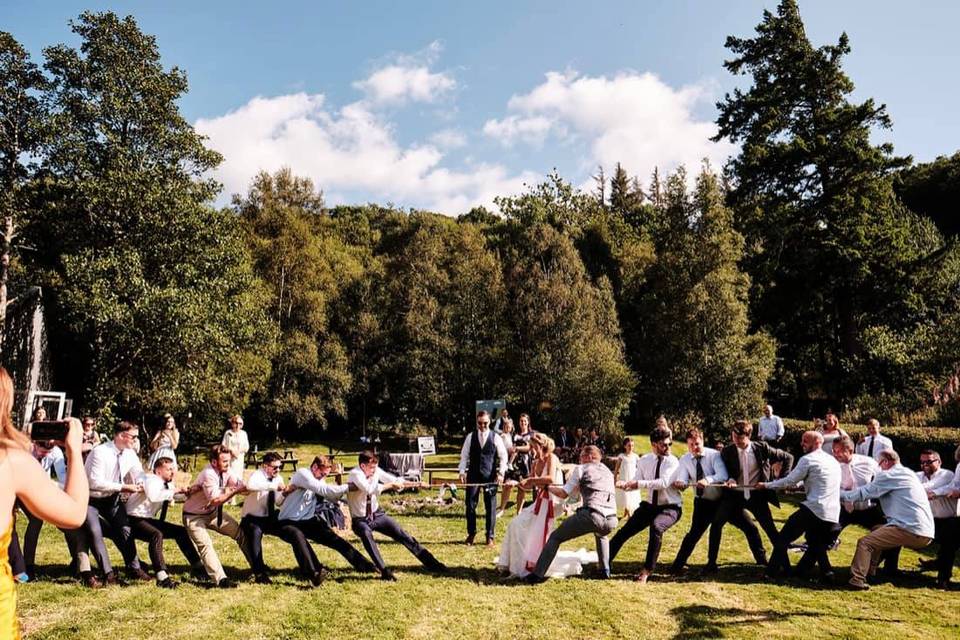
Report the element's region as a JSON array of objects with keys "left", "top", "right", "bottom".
[{"left": 840, "top": 449, "right": 935, "bottom": 590}]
